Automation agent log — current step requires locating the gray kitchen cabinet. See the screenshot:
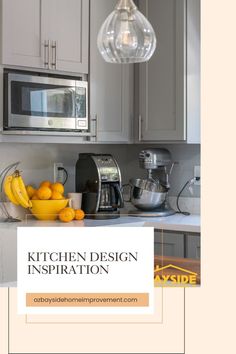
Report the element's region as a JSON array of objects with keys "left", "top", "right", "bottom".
[
  {"left": 41, "top": 0, "right": 89, "bottom": 73},
  {"left": 1, "top": 0, "right": 89, "bottom": 74},
  {"left": 138, "top": 0, "right": 200, "bottom": 143},
  {"left": 154, "top": 230, "right": 201, "bottom": 259},
  {"left": 186, "top": 234, "right": 200, "bottom": 259},
  {"left": 90, "top": 0, "right": 133, "bottom": 143},
  {"left": 154, "top": 231, "right": 185, "bottom": 258},
  {"left": 0, "top": 228, "right": 17, "bottom": 283},
  {"left": 1, "top": 0, "right": 43, "bottom": 69}
]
